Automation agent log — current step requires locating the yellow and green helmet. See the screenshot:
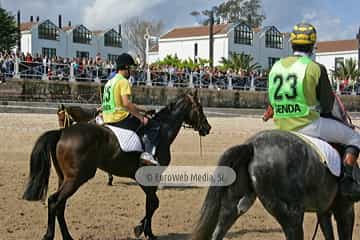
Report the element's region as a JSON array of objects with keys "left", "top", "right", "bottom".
[{"left": 290, "top": 23, "right": 317, "bottom": 45}]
